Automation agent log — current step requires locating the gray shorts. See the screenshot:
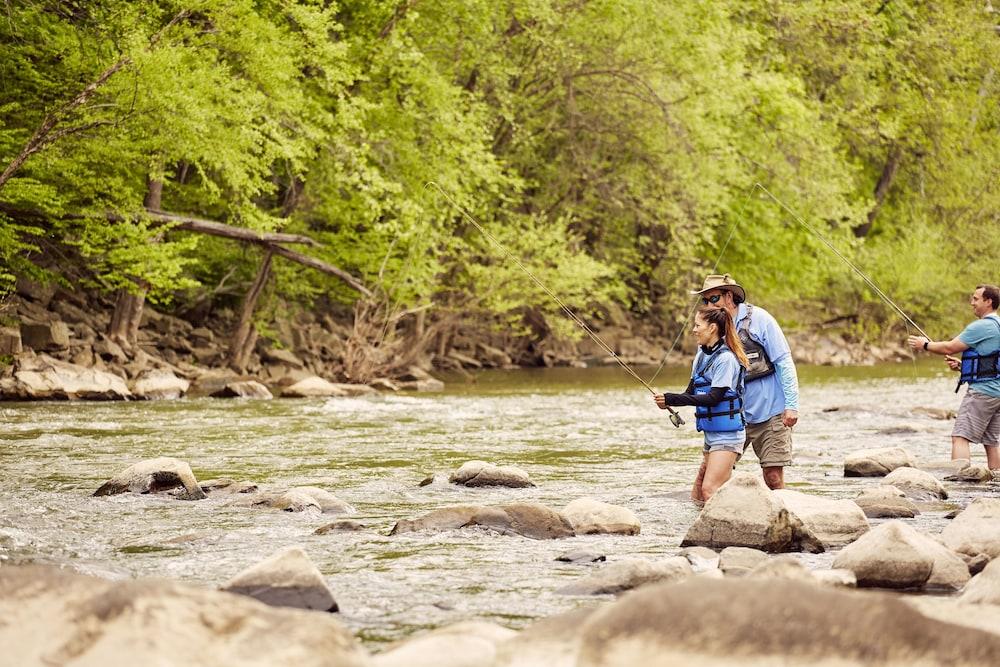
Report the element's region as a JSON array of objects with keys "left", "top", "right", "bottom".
[
  {"left": 953, "top": 389, "right": 1000, "bottom": 446},
  {"left": 703, "top": 441, "right": 744, "bottom": 455},
  {"left": 744, "top": 414, "right": 793, "bottom": 467}
]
